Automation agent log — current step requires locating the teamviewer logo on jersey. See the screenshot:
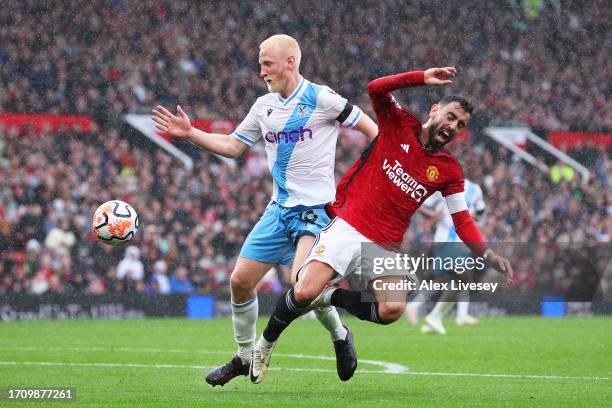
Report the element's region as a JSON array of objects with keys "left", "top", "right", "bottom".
[
  {"left": 382, "top": 159, "right": 428, "bottom": 203},
  {"left": 264, "top": 126, "right": 313, "bottom": 144},
  {"left": 401, "top": 144, "right": 409, "bottom": 153}
]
